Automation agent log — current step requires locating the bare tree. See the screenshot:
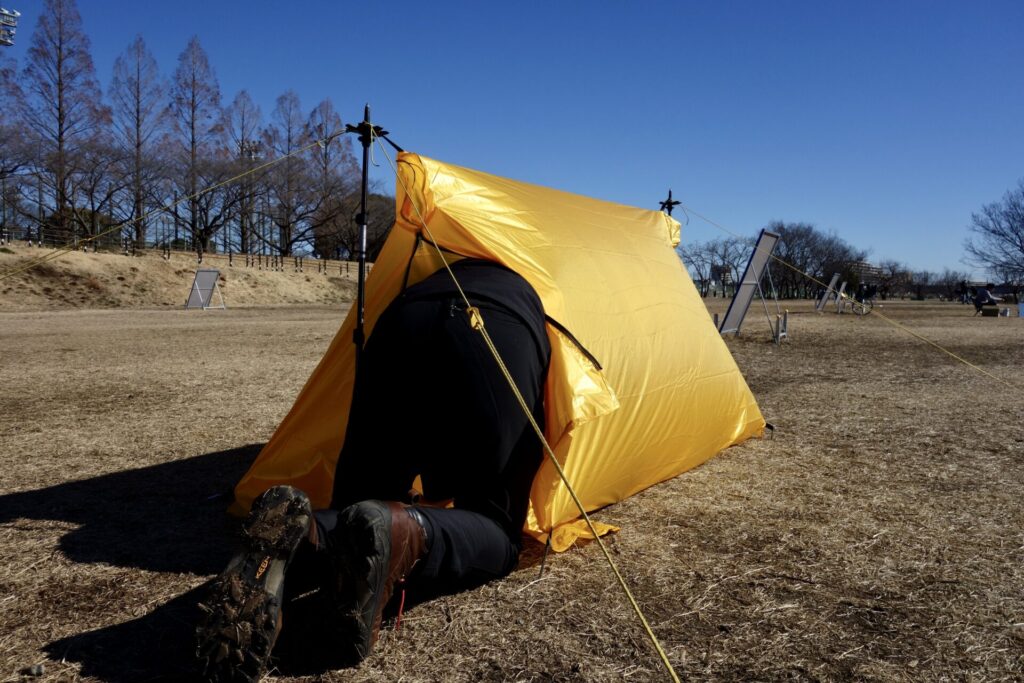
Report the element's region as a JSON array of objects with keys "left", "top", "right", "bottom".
[
  {"left": 67, "top": 136, "right": 129, "bottom": 249},
  {"left": 109, "top": 35, "right": 166, "bottom": 249},
  {"left": 706, "top": 236, "right": 746, "bottom": 295},
  {"left": 936, "top": 268, "right": 971, "bottom": 301},
  {"left": 910, "top": 270, "right": 933, "bottom": 301},
  {"left": 261, "top": 90, "right": 315, "bottom": 255},
  {"left": 167, "top": 36, "right": 222, "bottom": 252},
  {"left": 808, "top": 231, "right": 866, "bottom": 289},
  {"left": 306, "top": 98, "right": 358, "bottom": 258},
  {"left": 766, "top": 221, "right": 819, "bottom": 298},
  {"left": 223, "top": 89, "right": 263, "bottom": 253},
  {"left": 964, "top": 180, "right": 1024, "bottom": 284},
  {"left": 877, "top": 259, "right": 911, "bottom": 299},
  {"left": 0, "top": 50, "right": 27, "bottom": 175},
  {"left": 18, "top": 0, "right": 109, "bottom": 242},
  {"left": 677, "top": 241, "right": 713, "bottom": 296},
  {"left": 0, "top": 52, "right": 30, "bottom": 235}
]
